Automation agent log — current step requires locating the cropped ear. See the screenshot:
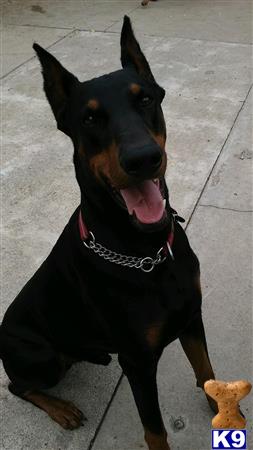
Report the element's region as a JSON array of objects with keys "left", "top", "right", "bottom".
[
  {"left": 120, "top": 16, "right": 155, "bottom": 83},
  {"left": 33, "top": 43, "right": 78, "bottom": 135}
]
